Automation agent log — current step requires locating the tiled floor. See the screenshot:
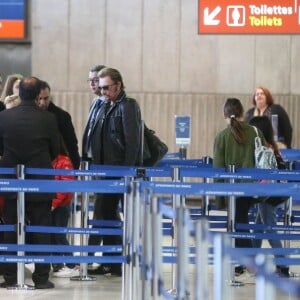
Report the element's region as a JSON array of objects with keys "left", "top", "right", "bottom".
[
  {"left": 1, "top": 209, "right": 300, "bottom": 299},
  {"left": 0, "top": 262, "right": 299, "bottom": 299}
]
